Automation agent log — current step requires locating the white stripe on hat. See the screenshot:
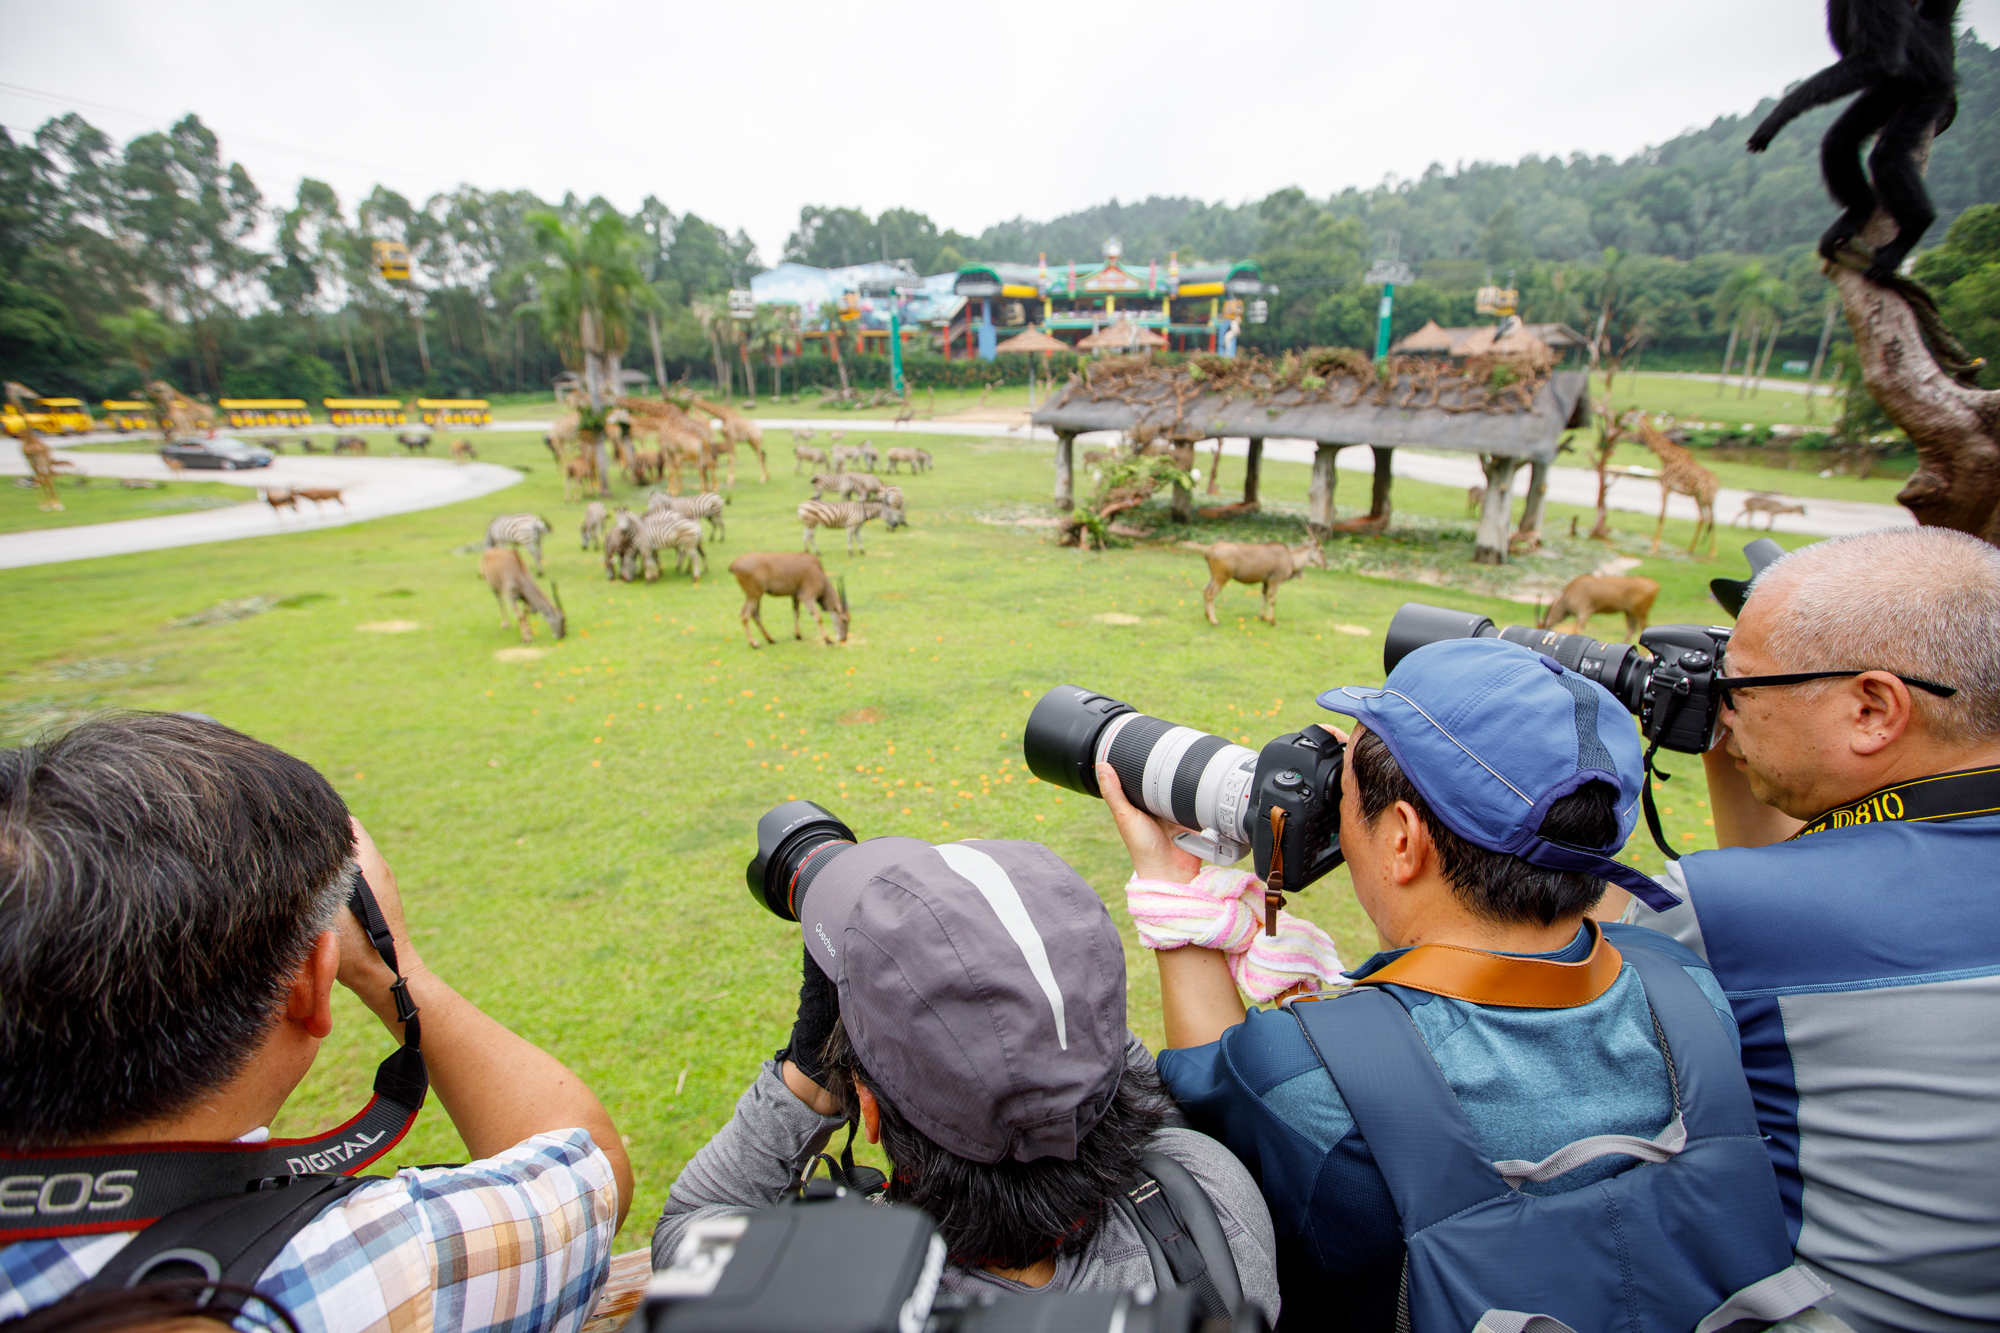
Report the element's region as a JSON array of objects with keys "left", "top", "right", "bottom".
[{"left": 938, "top": 843, "right": 1069, "bottom": 1050}]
